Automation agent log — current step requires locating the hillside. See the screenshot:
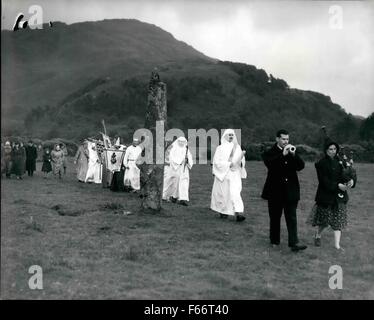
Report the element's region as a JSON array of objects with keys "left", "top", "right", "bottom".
[
  {"left": 1, "top": 19, "right": 366, "bottom": 148},
  {"left": 1, "top": 19, "right": 211, "bottom": 122}
]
